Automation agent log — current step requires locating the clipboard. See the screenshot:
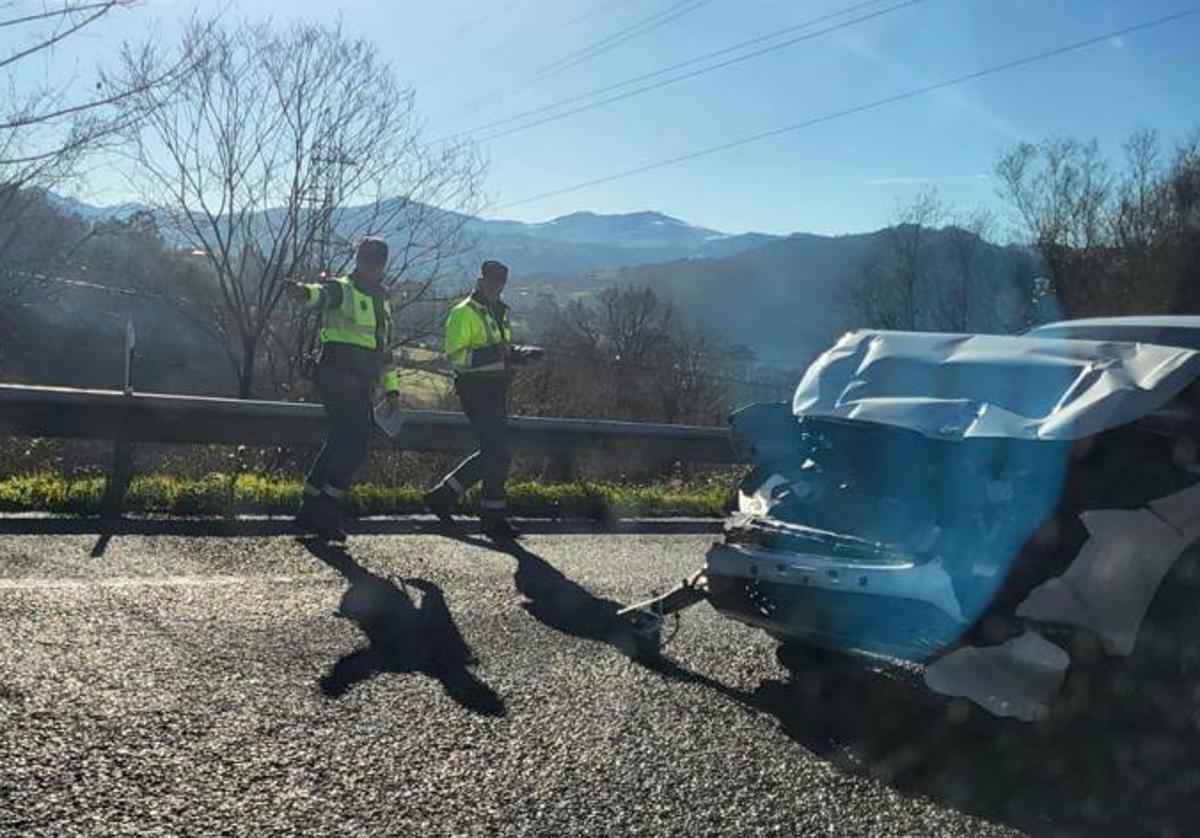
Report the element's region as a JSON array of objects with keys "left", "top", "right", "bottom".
[{"left": 373, "top": 398, "right": 406, "bottom": 438}]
